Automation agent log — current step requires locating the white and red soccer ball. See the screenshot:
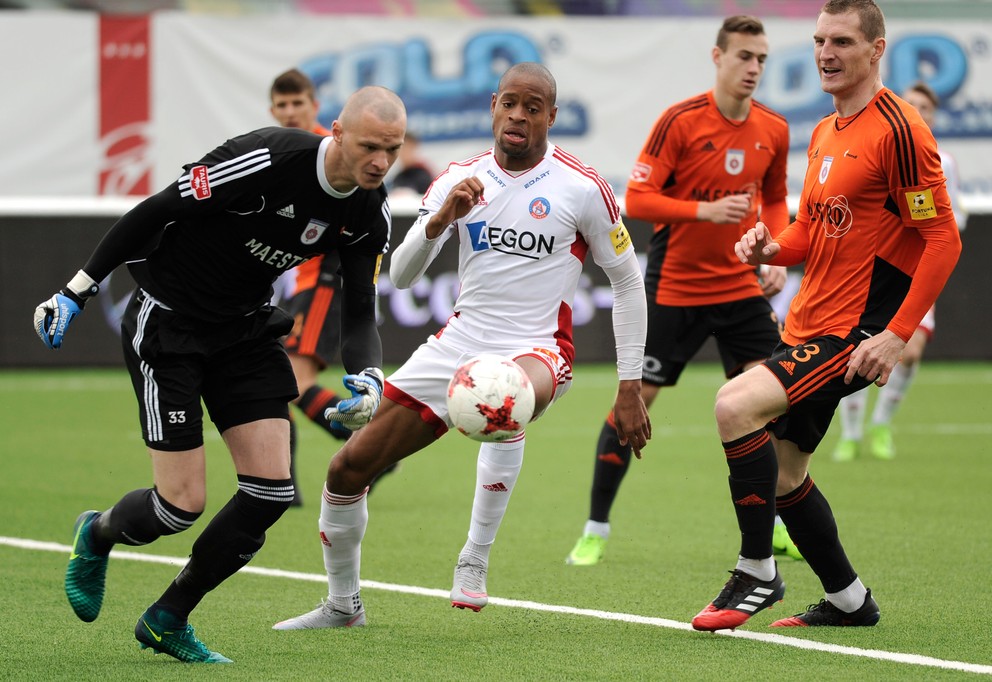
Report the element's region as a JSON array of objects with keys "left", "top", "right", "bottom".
[{"left": 446, "top": 354, "right": 536, "bottom": 442}]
